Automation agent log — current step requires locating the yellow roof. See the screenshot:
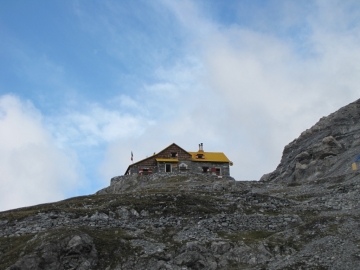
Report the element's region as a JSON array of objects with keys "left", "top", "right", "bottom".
[
  {"left": 188, "top": 152, "right": 230, "bottom": 162},
  {"left": 156, "top": 158, "right": 179, "bottom": 163}
]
